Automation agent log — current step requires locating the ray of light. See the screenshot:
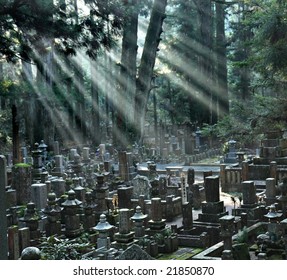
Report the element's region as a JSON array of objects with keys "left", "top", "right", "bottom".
[
  {"left": 27, "top": 46, "right": 87, "bottom": 145},
  {"left": 157, "top": 39, "right": 229, "bottom": 116}
]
